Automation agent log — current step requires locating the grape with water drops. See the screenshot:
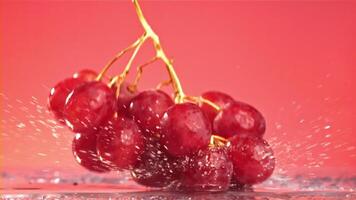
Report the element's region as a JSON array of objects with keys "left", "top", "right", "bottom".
[
  {"left": 97, "top": 116, "right": 145, "bottom": 170},
  {"left": 48, "top": 78, "right": 85, "bottom": 124},
  {"left": 178, "top": 146, "right": 233, "bottom": 192},
  {"left": 131, "top": 137, "right": 183, "bottom": 188},
  {"left": 72, "top": 132, "right": 111, "bottom": 173},
  {"left": 116, "top": 82, "right": 138, "bottom": 117},
  {"left": 128, "top": 90, "right": 173, "bottom": 136},
  {"left": 160, "top": 102, "right": 212, "bottom": 157},
  {"left": 200, "top": 91, "right": 235, "bottom": 123},
  {"left": 214, "top": 101, "right": 266, "bottom": 138},
  {"left": 64, "top": 81, "right": 117, "bottom": 132},
  {"left": 229, "top": 135, "right": 275, "bottom": 185}
]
